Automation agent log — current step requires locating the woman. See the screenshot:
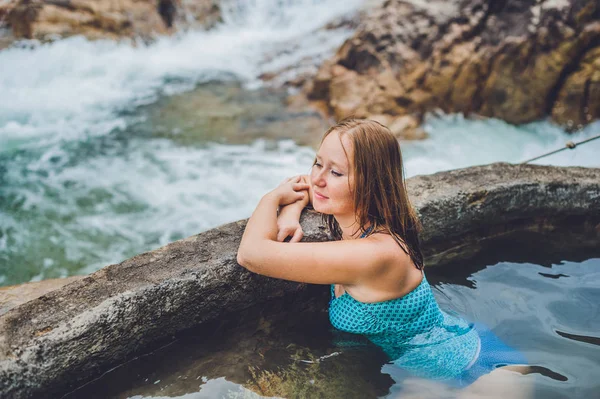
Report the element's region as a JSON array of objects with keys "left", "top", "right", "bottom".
[{"left": 237, "top": 119, "right": 529, "bottom": 392}]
